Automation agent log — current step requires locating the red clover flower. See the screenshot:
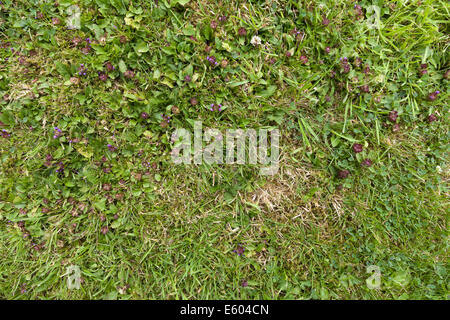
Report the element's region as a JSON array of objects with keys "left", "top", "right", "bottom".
[
  {"left": 388, "top": 110, "right": 398, "bottom": 122},
  {"left": 98, "top": 72, "right": 108, "bottom": 81},
  {"left": 427, "top": 114, "right": 438, "bottom": 123},
  {"left": 338, "top": 169, "right": 350, "bottom": 179},
  {"left": 352, "top": 143, "right": 363, "bottom": 153},
  {"left": 300, "top": 55, "right": 308, "bottom": 64},
  {"left": 238, "top": 27, "right": 247, "bottom": 36},
  {"left": 361, "top": 158, "right": 373, "bottom": 167}
]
